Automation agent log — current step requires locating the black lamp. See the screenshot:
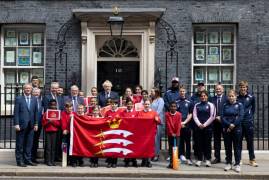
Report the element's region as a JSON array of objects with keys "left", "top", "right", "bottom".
[{"left": 108, "top": 7, "right": 124, "bottom": 37}]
